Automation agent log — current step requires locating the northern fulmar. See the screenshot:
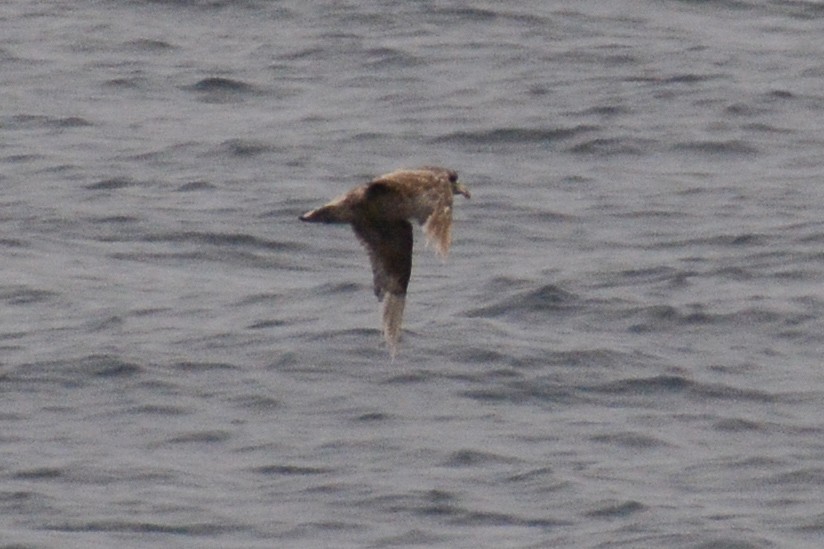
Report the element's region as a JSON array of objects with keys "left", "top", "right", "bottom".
[{"left": 299, "top": 166, "right": 470, "bottom": 356}]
